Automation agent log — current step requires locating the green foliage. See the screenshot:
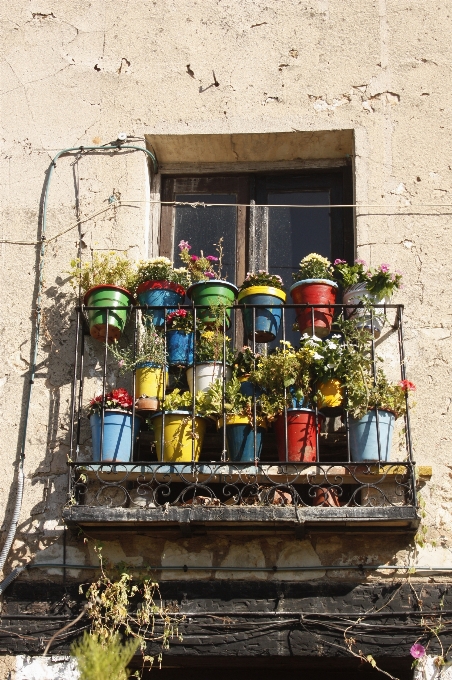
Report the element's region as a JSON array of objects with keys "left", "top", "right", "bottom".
[
  {"left": 69, "top": 252, "right": 136, "bottom": 294},
  {"left": 292, "top": 253, "right": 334, "bottom": 282},
  {"left": 232, "top": 346, "right": 262, "bottom": 378},
  {"left": 109, "top": 321, "right": 167, "bottom": 371},
  {"left": 78, "top": 546, "right": 183, "bottom": 677},
  {"left": 131, "top": 257, "right": 190, "bottom": 293},
  {"left": 178, "top": 237, "right": 225, "bottom": 283},
  {"left": 161, "top": 388, "right": 212, "bottom": 417},
  {"left": 332, "top": 317, "right": 413, "bottom": 420},
  {"left": 250, "top": 341, "right": 316, "bottom": 419},
  {"left": 204, "top": 377, "right": 253, "bottom": 417},
  {"left": 334, "top": 259, "right": 403, "bottom": 300},
  {"left": 195, "top": 309, "right": 234, "bottom": 364},
  {"left": 166, "top": 309, "right": 194, "bottom": 332},
  {"left": 239, "top": 270, "right": 284, "bottom": 290},
  {"left": 71, "top": 632, "right": 139, "bottom": 680}
]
